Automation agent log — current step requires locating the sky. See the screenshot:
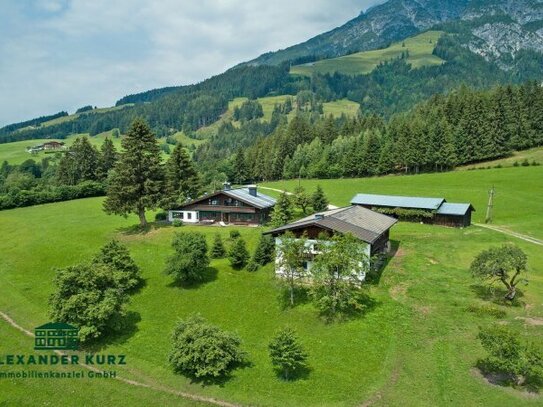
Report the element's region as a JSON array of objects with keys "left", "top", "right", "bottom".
[{"left": 0, "top": 0, "right": 384, "bottom": 126}]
